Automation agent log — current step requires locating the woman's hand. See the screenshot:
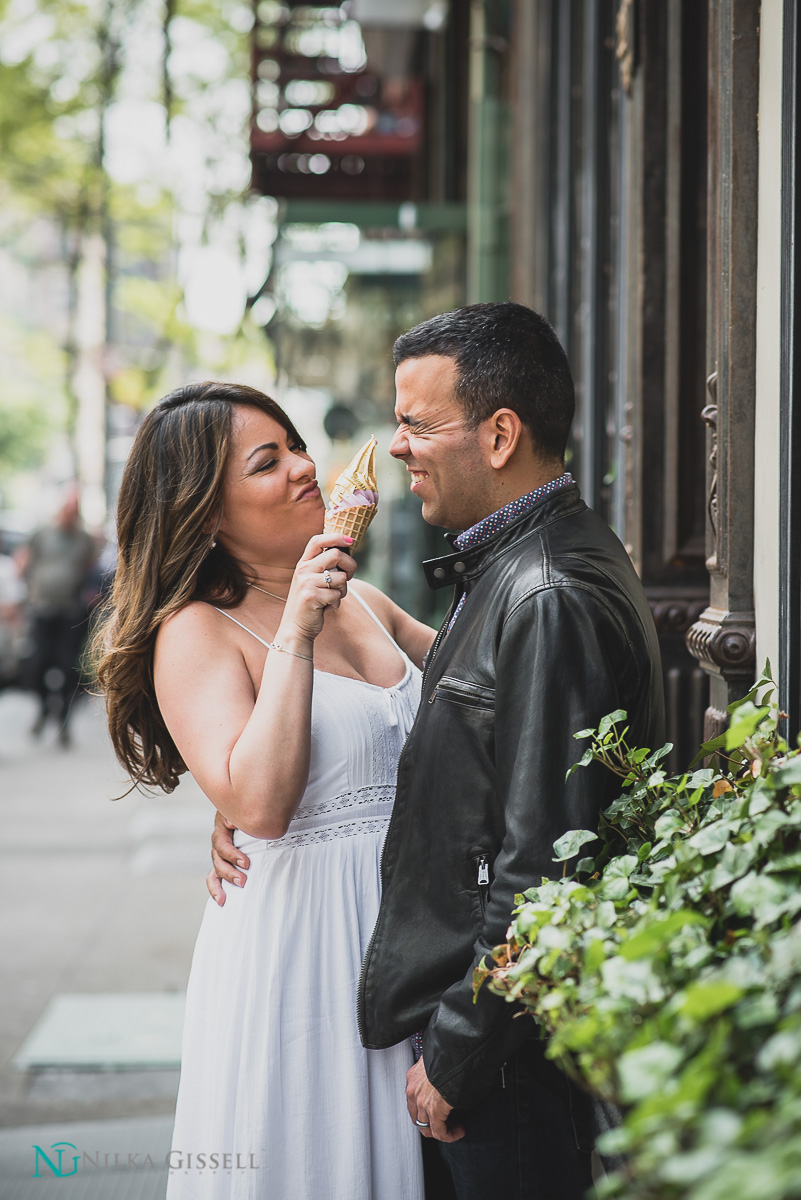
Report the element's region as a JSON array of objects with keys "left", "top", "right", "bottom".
[
  {"left": 277, "top": 534, "right": 358, "bottom": 646},
  {"left": 207, "top": 811, "right": 248, "bottom": 907}
]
